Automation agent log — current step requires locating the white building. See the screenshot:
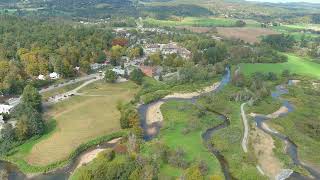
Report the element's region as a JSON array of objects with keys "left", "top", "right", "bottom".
[
  {"left": 38, "top": 74, "right": 46, "bottom": 80},
  {"left": 49, "top": 72, "right": 60, "bottom": 80},
  {"left": 0, "top": 104, "right": 13, "bottom": 114},
  {"left": 90, "top": 63, "right": 106, "bottom": 71},
  {"left": 112, "top": 67, "right": 125, "bottom": 76}
]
